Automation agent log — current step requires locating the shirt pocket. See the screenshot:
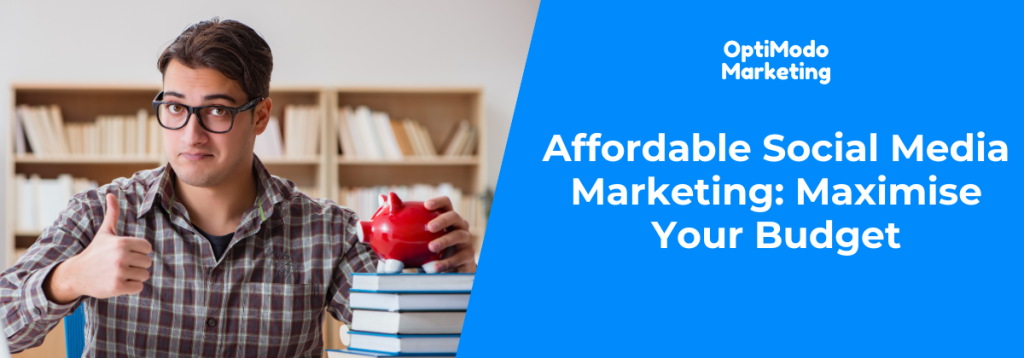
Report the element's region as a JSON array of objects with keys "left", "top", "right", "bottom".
[{"left": 234, "top": 282, "right": 325, "bottom": 355}]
